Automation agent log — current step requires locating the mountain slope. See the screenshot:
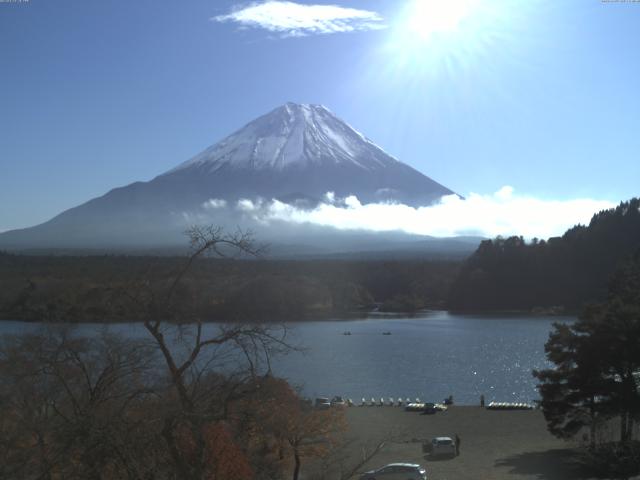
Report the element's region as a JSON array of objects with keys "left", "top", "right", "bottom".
[
  {"left": 168, "top": 102, "right": 393, "bottom": 172},
  {"left": 158, "top": 102, "right": 454, "bottom": 205},
  {"left": 0, "top": 103, "right": 456, "bottom": 249}
]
